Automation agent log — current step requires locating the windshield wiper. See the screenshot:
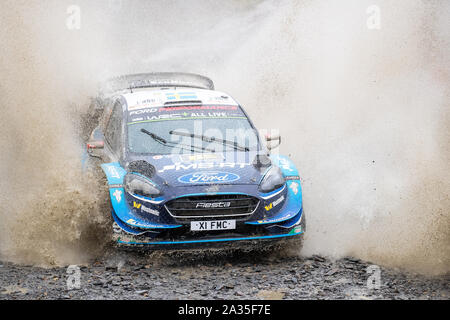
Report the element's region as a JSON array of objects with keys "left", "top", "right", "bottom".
[
  {"left": 140, "top": 129, "right": 215, "bottom": 153},
  {"left": 170, "top": 130, "right": 250, "bottom": 152},
  {"left": 141, "top": 129, "right": 167, "bottom": 144}
]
